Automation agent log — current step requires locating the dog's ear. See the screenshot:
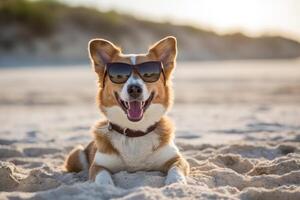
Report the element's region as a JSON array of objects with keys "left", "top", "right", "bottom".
[
  {"left": 148, "top": 36, "right": 177, "bottom": 77},
  {"left": 88, "top": 39, "right": 120, "bottom": 74}
]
